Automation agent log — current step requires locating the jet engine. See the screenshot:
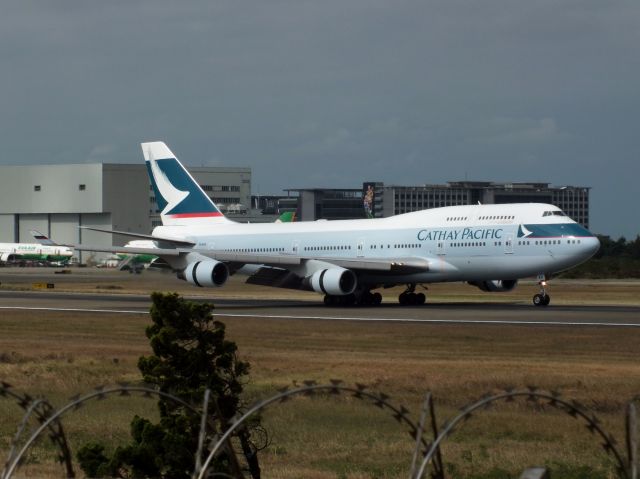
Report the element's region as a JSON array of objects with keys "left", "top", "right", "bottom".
[
  {"left": 183, "top": 260, "right": 229, "bottom": 287},
  {"left": 469, "top": 279, "right": 518, "bottom": 292},
  {"left": 310, "top": 267, "right": 357, "bottom": 296},
  {"left": 0, "top": 253, "right": 14, "bottom": 262}
]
